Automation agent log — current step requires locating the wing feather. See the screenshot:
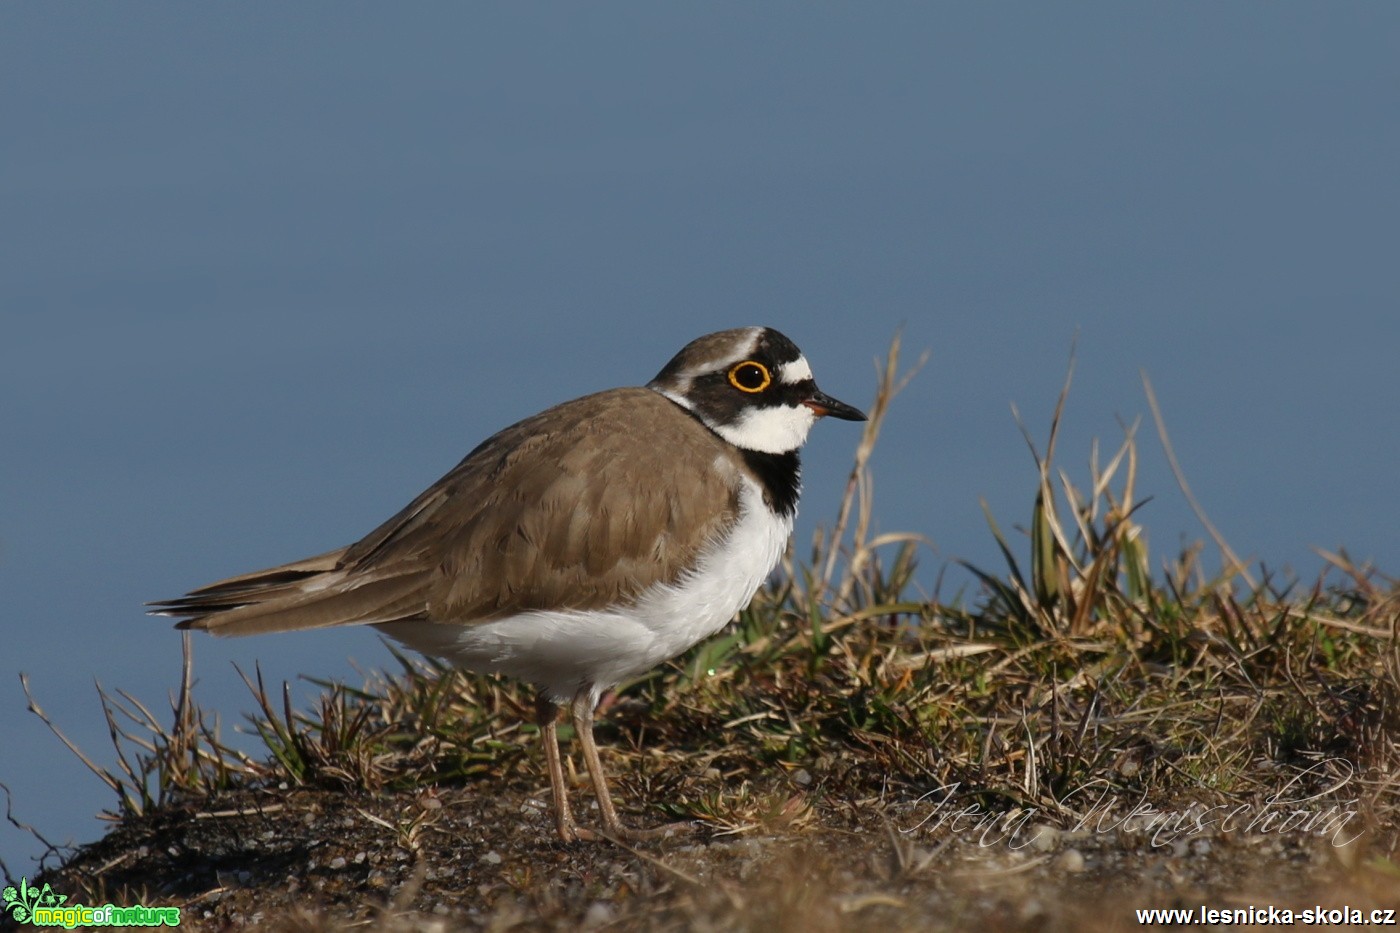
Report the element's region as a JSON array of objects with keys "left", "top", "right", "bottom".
[{"left": 152, "top": 388, "right": 743, "bottom": 636}]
